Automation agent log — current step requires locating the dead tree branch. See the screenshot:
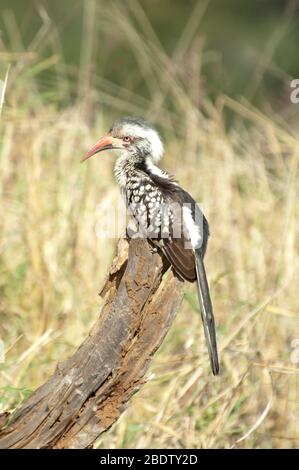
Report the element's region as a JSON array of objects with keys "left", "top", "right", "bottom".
[{"left": 0, "top": 239, "right": 184, "bottom": 448}]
